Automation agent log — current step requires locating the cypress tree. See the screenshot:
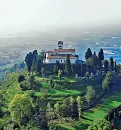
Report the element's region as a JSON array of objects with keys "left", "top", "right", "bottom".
[
  {"left": 85, "top": 48, "right": 92, "bottom": 60},
  {"left": 64, "top": 54, "right": 72, "bottom": 75},
  {"left": 110, "top": 57, "right": 114, "bottom": 71},
  {"left": 71, "top": 101, "right": 79, "bottom": 120},
  {"left": 99, "top": 48, "right": 104, "bottom": 61},
  {"left": 36, "top": 58, "right": 42, "bottom": 74},
  {"left": 31, "top": 55, "right": 37, "bottom": 73},
  {"left": 33, "top": 50, "right": 38, "bottom": 56},
  {"left": 25, "top": 52, "right": 34, "bottom": 72},
  {"left": 115, "top": 61, "right": 117, "bottom": 73},
  {"left": 92, "top": 52, "right": 99, "bottom": 74},
  {"left": 104, "top": 60, "right": 109, "bottom": 73}
]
